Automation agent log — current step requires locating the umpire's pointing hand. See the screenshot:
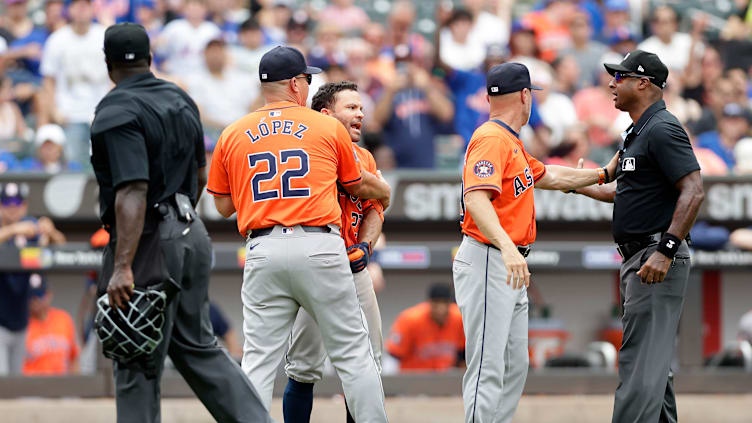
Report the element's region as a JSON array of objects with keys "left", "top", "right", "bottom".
[
  {"left": 108, "top": 265, "right": 135, "bottom": 309},
  {"left": 637, "top": 251, "right": 671, "bottom": 284},
  {"left": 501, "top": 247, "right": 530, "bottom": 290}
]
